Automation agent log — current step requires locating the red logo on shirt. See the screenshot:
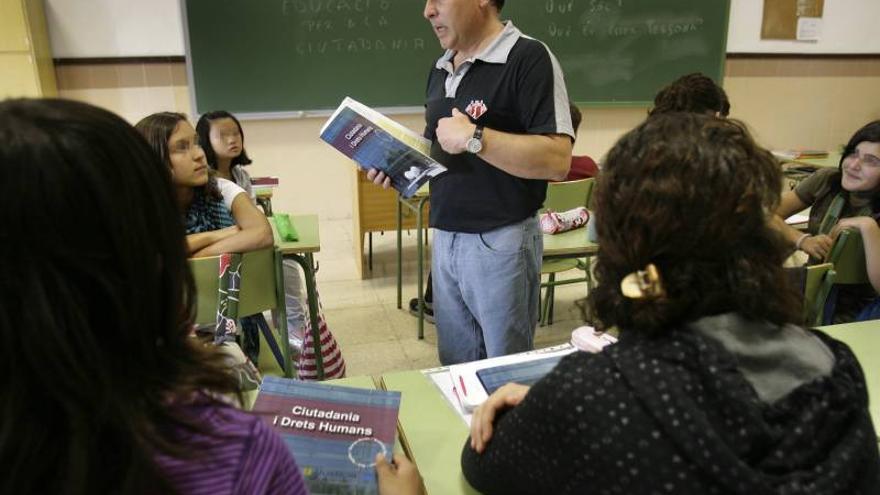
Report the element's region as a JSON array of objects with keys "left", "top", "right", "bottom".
[{"left": 465, "top": 100, "right": 488, "bottom": 120}]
